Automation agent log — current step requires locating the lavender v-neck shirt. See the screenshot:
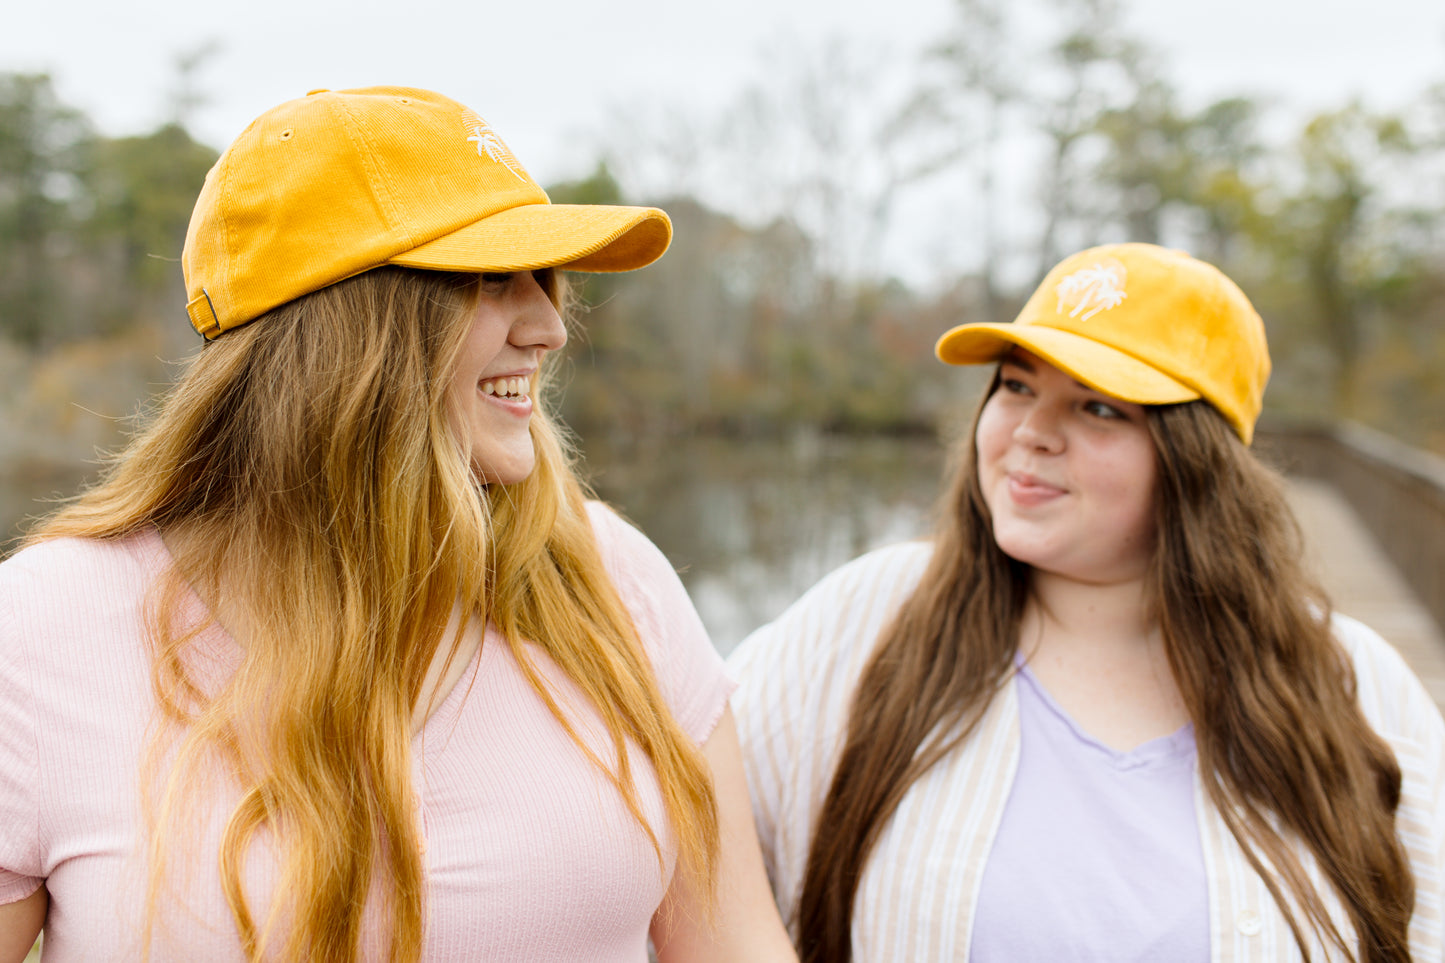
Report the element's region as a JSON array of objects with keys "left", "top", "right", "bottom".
[{"left": 970, "top": 665, "right": 1210, "bottom": 962}]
